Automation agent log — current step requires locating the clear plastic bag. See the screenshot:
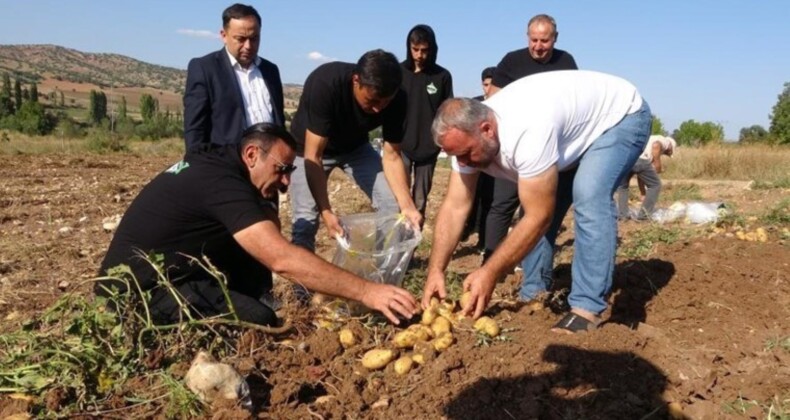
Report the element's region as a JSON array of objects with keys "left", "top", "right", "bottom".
[
  {"left": 650, "top": 201, "right": 727, "bottom": 224},
  {"left": 331, "top": 212, "right": 421, "bottom": 287}
]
